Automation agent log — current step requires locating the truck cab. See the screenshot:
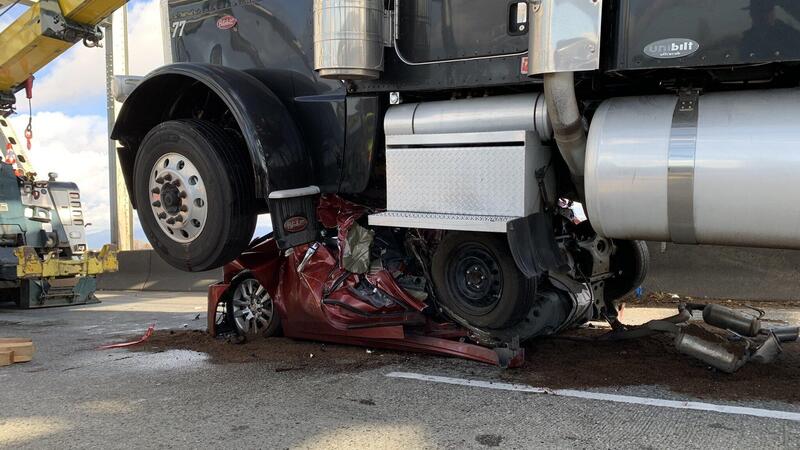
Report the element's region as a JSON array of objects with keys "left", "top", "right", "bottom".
[{"left": 111, "top": 0, "right": 800, "bottom": 340}]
